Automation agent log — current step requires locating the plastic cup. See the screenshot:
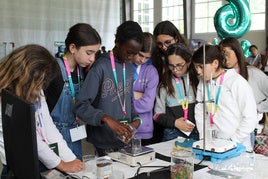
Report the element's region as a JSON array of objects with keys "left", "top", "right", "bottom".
[
  {"left": 170, "top": 150, "right": 194, "bottom": 179},
  {"left": 131, "top": 137, "right": 142, "bottom": 153},
  {"left": 96, "top": 156, "right": 113, "bottom": 179},
  {"left": 117, "top": 124, "right": 137, "bottom": 144}
]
